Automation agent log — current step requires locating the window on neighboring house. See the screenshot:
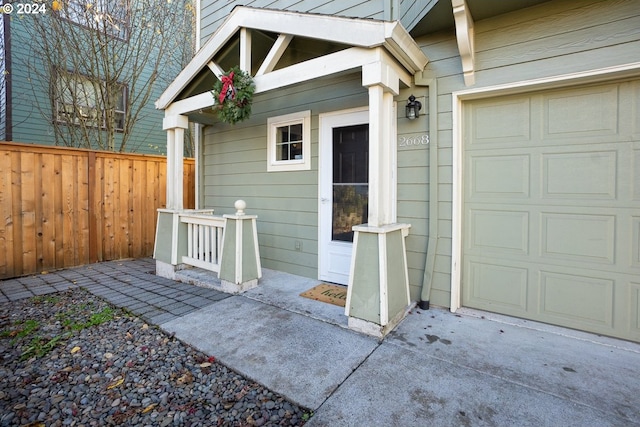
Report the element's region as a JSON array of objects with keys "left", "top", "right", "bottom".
[
  {"left": 55, "top": 70, "right": 126, "bottom": 131},
  {"left": 62, "top": 0, "right": 130, "bottom": 40},
  {"left": 267, "top": 110, "right": 311, "bottom": 172}
]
